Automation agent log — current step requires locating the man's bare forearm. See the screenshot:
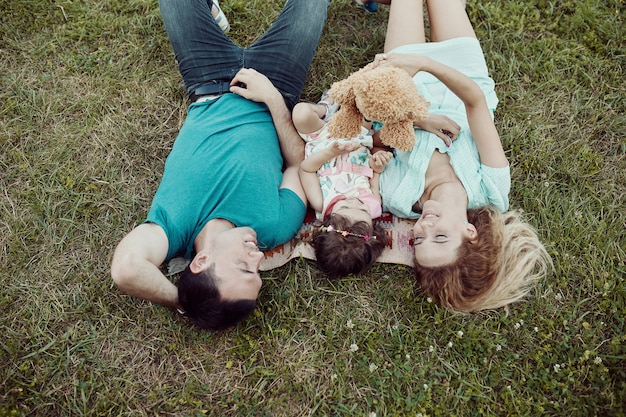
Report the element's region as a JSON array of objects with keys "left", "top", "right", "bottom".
[{"left": 266, "top": 94, "right": 305, "bottom": 168}]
